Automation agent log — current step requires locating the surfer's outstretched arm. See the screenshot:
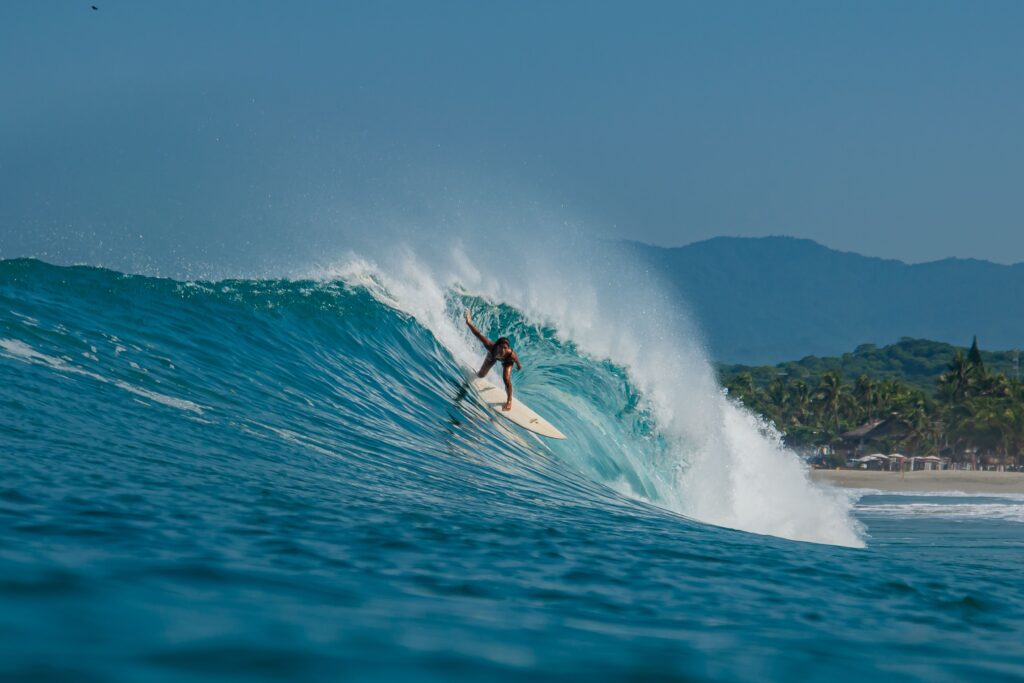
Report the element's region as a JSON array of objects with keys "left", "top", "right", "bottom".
[
  {"left": 464, "top": 309, "right": 493, "bottom": 350},
  {"left": 502, "top": 363, "right": 514, "bottom": 410}
]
